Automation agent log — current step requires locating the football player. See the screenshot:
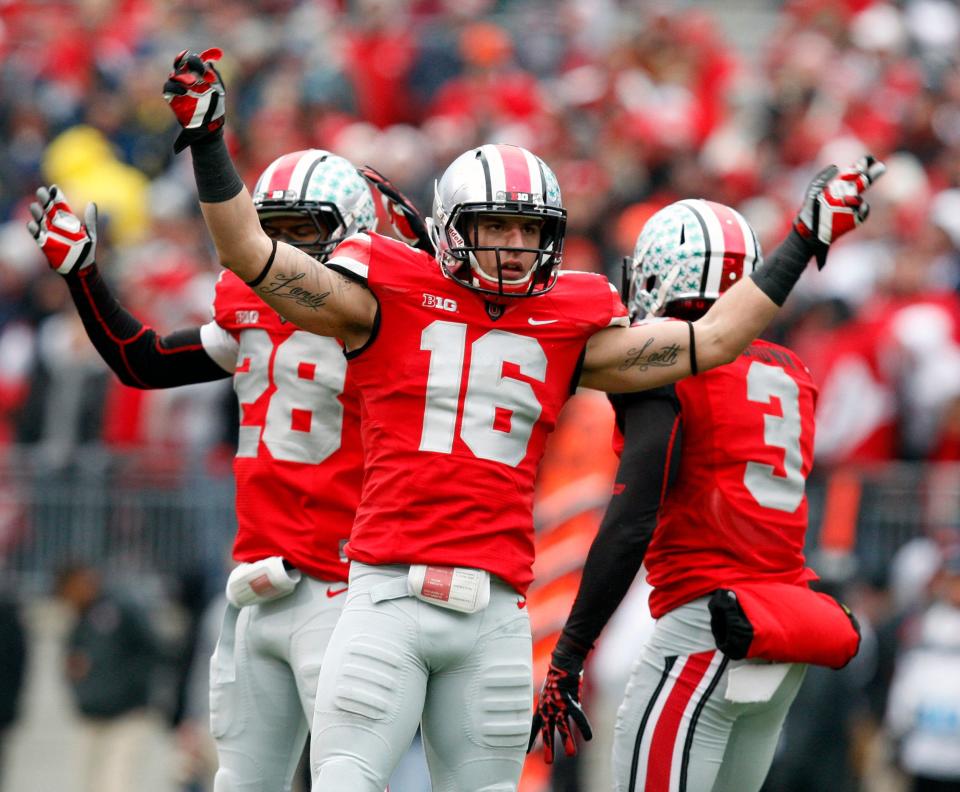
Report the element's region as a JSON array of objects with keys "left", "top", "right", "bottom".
[
  {"left": 27, "top": 146, "right": 428, "bottom": 792},
  {"left": 161, "top": 48, "right": 882, "bottom": 792},
  {"left": 529, "top": 197, "right": 880, "bottom": 791}
]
